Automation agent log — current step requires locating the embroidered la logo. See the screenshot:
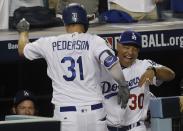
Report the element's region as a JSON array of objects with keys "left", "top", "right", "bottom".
[
  {"left": 72, "top": 13, "right": 78, "bottom": 22},
  {"left": 24, "top": 91, "right": 29, "bottom": 96},
  {"left": 132, "top": 32, "right": 137, "bottom": 40}
]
